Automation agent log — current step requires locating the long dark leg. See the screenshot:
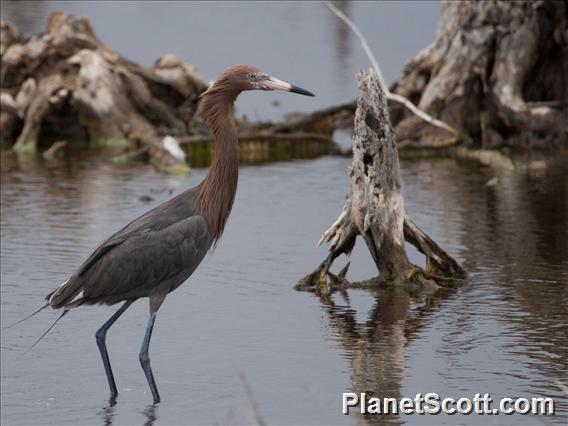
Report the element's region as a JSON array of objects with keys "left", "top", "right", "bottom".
[
  {"left": 95, "top": 301, "right": 133, "bottom": 398},
  {"left": 139, "top": 311, "right": 160, "bottom": 403}
]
